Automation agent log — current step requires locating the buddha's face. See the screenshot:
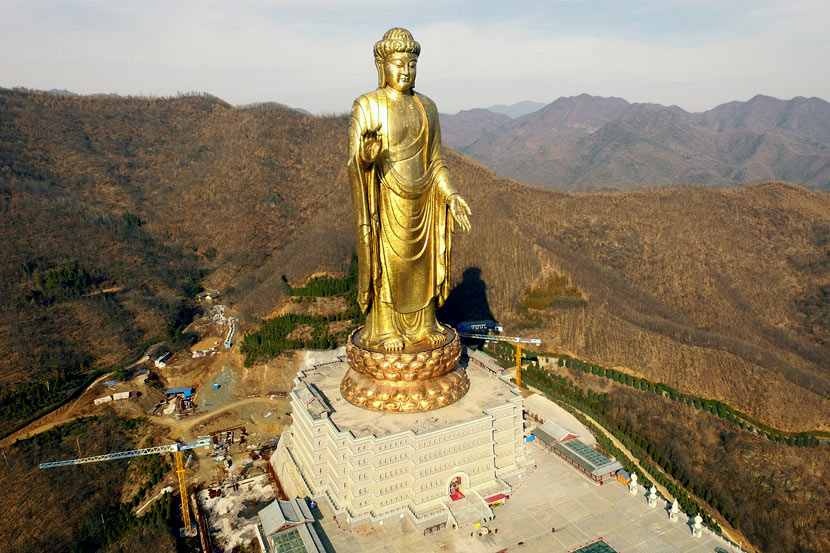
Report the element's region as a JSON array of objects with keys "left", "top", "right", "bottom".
[{"left": 381, "top": 52, "right": 417, "bottom": 92}]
